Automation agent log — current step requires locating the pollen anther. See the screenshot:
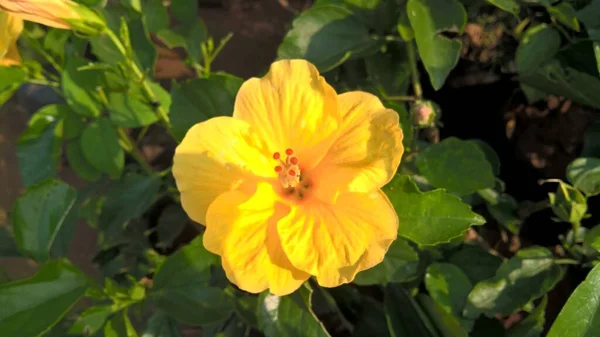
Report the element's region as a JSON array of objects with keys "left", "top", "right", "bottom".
[{"left": 272, "top": 149, "right": 301, "bottom": 188}]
